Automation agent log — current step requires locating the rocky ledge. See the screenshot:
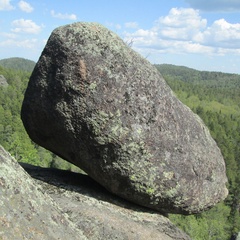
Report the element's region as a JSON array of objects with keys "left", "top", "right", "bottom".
[{"left": 0, "top": 145, "right": 190, "bottom": 239}]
